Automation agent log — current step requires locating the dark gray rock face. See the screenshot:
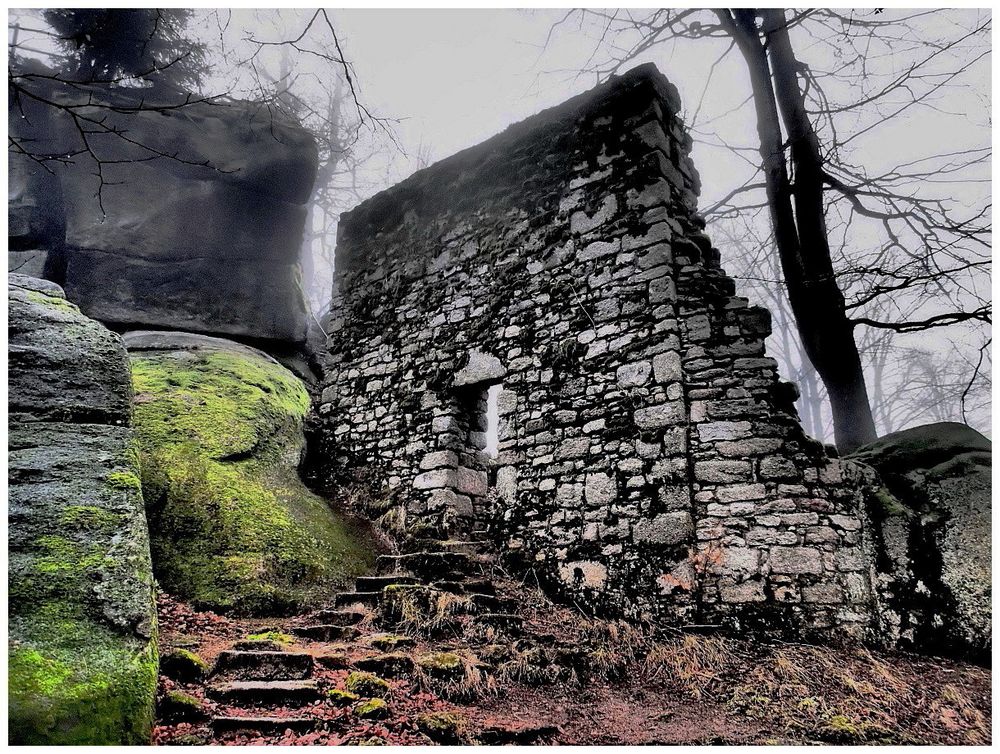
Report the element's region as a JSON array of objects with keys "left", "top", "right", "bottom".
[
  {"left": 8, "top": 275, "right": 158, "bottom": 744},
  {"left": 851, "top": 422, "right": 991, "bottom": 659},
  {"left": 9, "top": 273, "right": 133, "bottom": 424},
  {"left": 9, "top": 75, "right": 317, "bottom": 343}
]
